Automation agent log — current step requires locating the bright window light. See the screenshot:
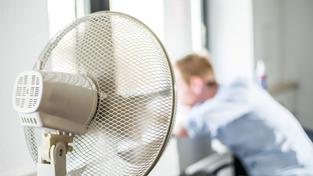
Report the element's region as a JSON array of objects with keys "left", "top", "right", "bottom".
[
  {"left": 47, "top": 0, "right": 76, "bottom": 37},
  {"left": 110, "top": 0, "right": 165, "bottom": 41}
]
